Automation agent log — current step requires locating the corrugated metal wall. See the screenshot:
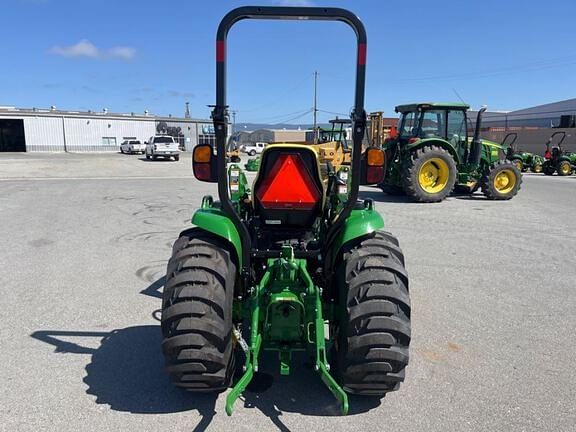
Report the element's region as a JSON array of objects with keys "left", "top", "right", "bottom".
[
  {"left": 21, "top": 116, "right": 64, "bottom": 151},
  {"left": 63, "top": 117, "right": 156, "bottom": 152}
]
